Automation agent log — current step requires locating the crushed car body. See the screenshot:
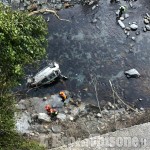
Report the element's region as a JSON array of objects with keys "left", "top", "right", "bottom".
[{"left": 27, "top": 62, "right": 67, "bottom": 87}]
